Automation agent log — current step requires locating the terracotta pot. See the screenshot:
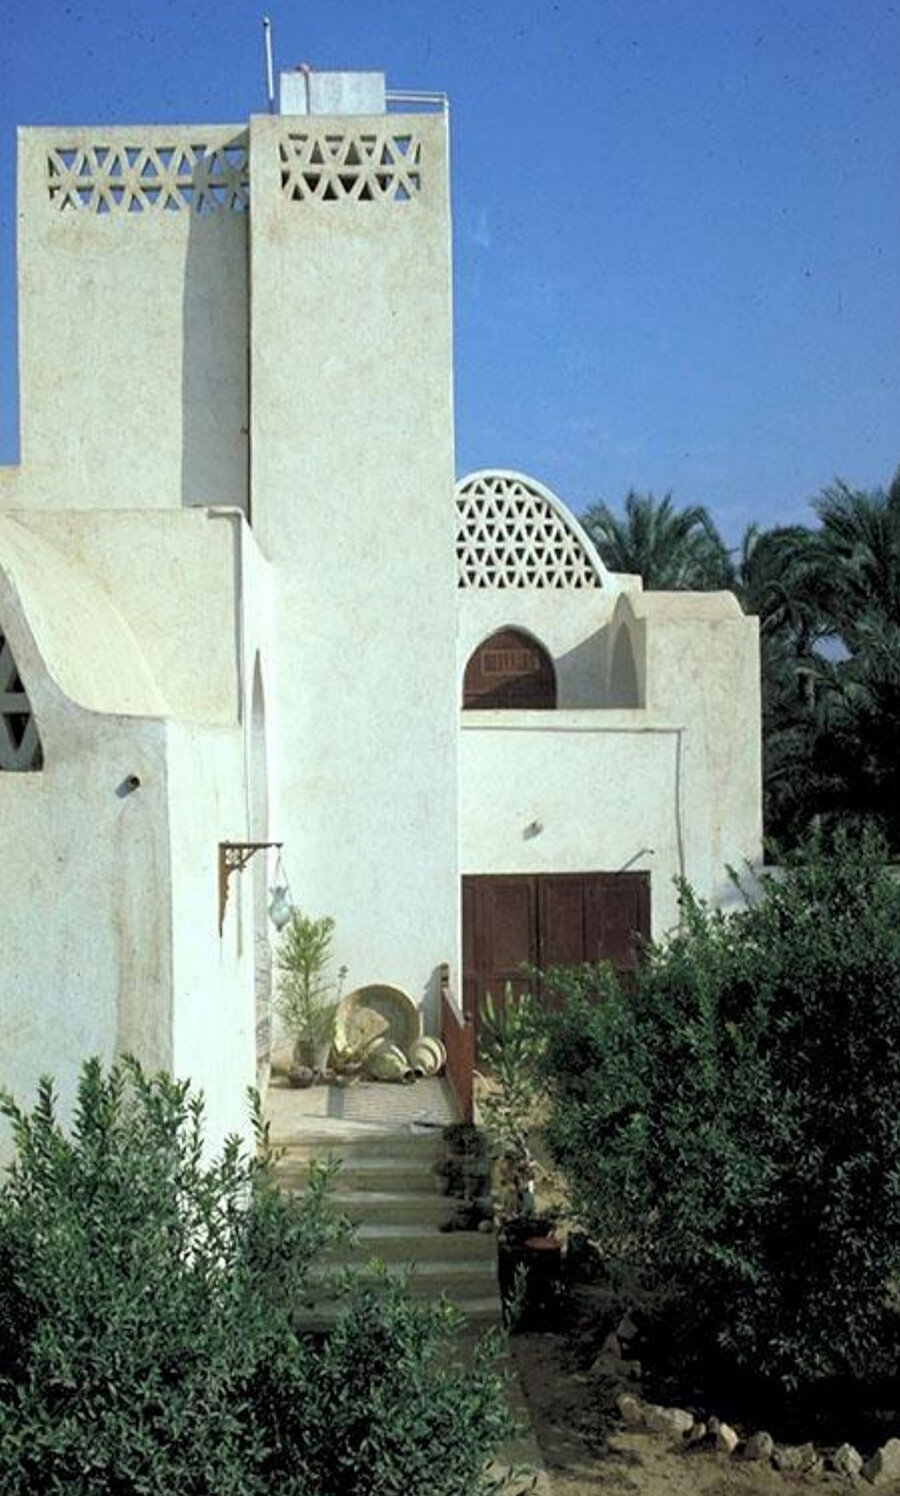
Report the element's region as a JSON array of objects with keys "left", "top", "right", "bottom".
[
  {"left": 288, "top": 1063, "right": 315, "bottom": 1089},
  {"left": 293, "top": 1037, "right": 333, "bottom": 1076}
]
